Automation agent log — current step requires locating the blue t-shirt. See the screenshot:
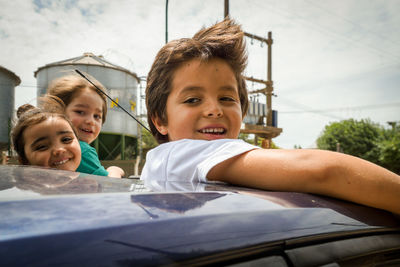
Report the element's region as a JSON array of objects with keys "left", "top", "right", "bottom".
[{"left": 76, "top": 141, "right": 108, "bottom": 176}]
